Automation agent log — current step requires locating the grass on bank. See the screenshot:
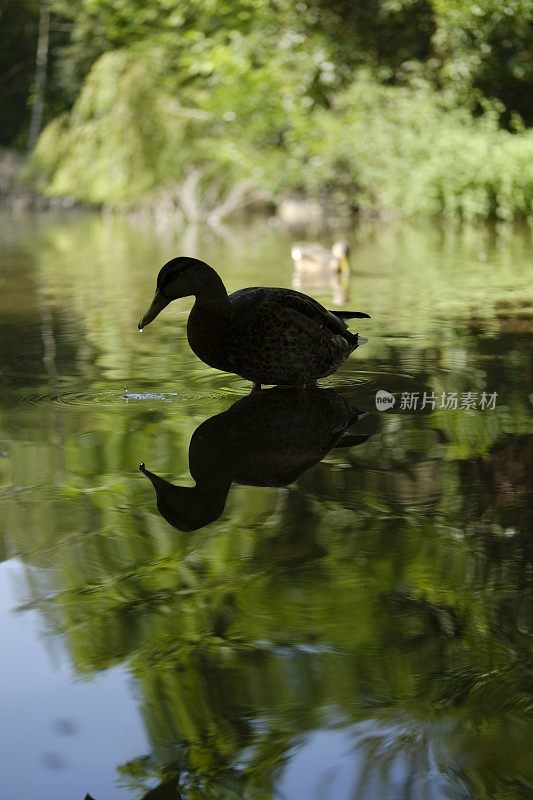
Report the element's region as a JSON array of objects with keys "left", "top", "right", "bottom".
[{"left": 28, "top": 55, "right": 533, "bottom": 222}]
